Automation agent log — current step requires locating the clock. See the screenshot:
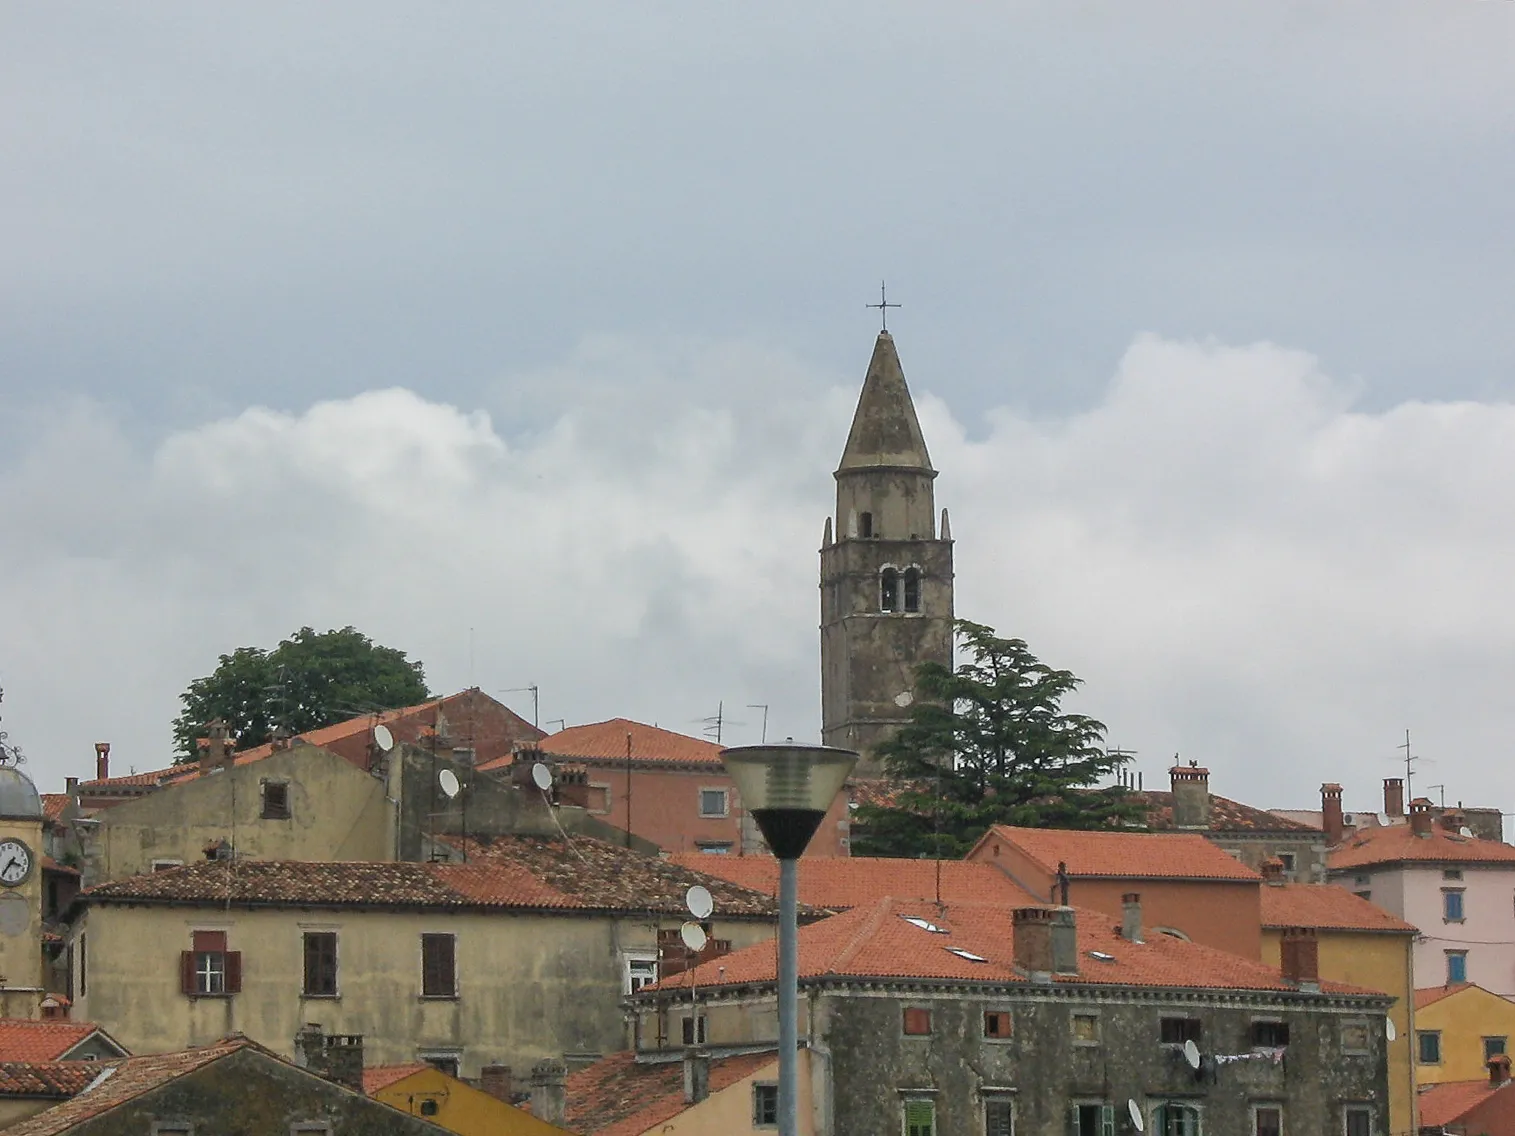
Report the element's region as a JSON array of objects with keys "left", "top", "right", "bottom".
[{"left": 0, "top": 839, "right": 33, "bottom": 887}]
